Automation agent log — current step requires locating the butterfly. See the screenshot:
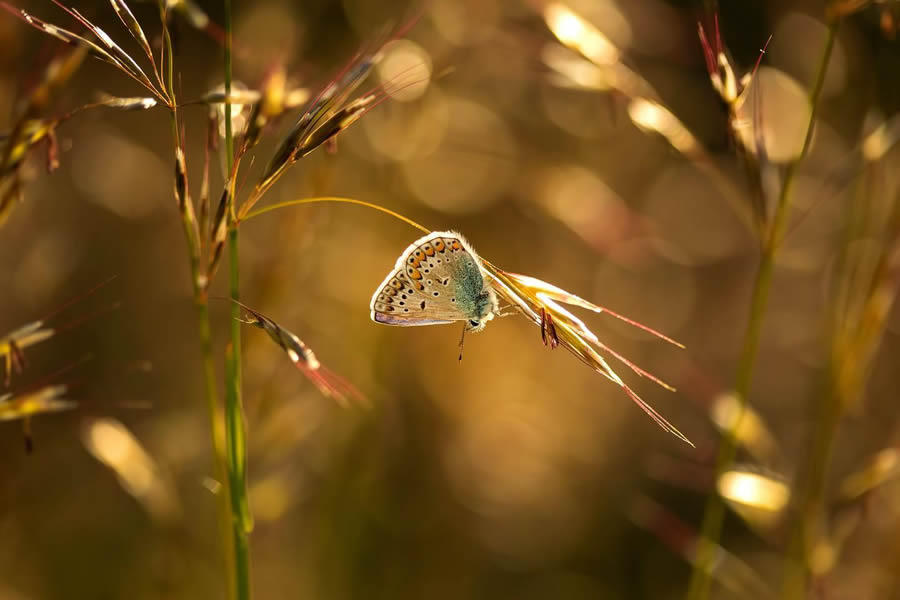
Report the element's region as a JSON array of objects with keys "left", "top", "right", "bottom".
[
  {"left": 370, "top": 230, "right": 694, "bottom": 445},
  {"left": 370, "top": 231, "right": 499, "bottom": 333}
]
